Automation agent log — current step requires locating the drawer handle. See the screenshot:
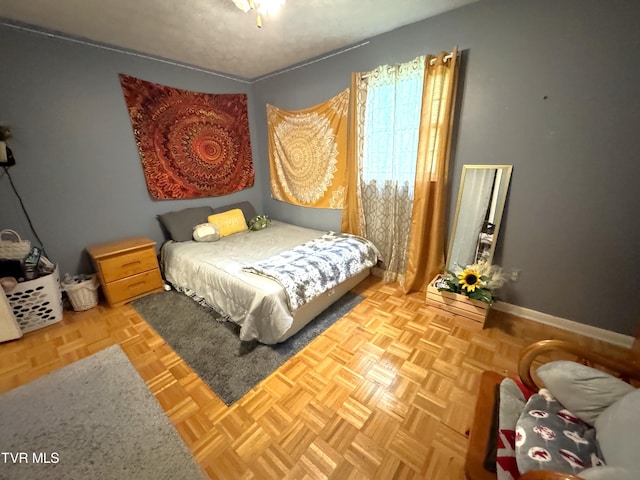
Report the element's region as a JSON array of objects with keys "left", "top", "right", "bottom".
[
  {"left": 121, "top": 260, "right": 142, "bottom": 268},
  {"left": 127, "top": 281, "right": 147, "bottom": 290}
]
